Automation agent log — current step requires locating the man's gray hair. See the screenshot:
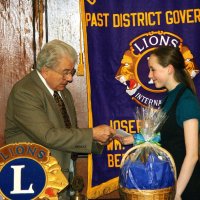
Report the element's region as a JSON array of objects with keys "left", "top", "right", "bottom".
[{"left": 36, "top": 39, "right": 78, "bottom": 71}]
